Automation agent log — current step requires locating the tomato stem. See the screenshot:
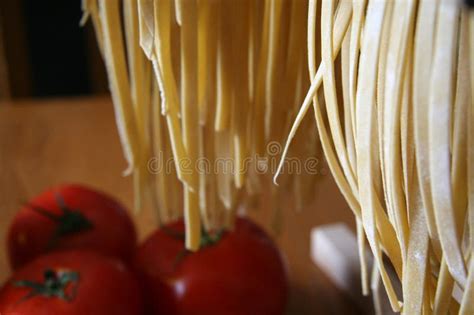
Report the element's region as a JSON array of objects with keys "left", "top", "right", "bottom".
[
  {"left": 169, "top": 227, "right": 226, "bottom": 269},
  {"left": 27, "top": 193, "right": 94, "bottom": 248},
  {"left": 14, "top": 269, "right": 80, "bottom": 303},
  {"left": 199, "top": 228, "right": 225, "bottom": 248}
]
